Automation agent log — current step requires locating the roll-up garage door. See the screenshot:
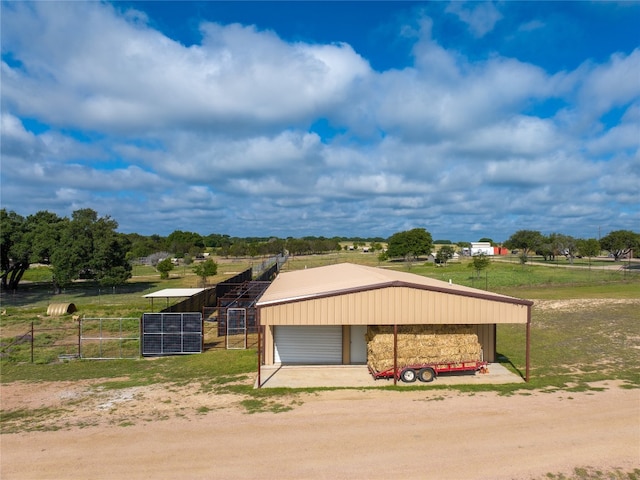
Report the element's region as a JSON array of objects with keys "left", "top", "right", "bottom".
[{"left": 274, "top": 326, "right": 342, "bottom": 364}]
